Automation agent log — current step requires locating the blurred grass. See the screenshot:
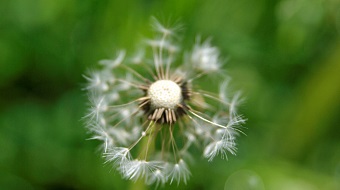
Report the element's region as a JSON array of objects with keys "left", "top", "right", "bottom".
[{"left": 0, "top": 0, "right": 339, "bottom": 189}]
